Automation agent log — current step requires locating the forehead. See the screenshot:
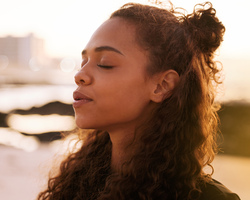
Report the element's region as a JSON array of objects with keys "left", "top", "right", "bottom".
[{"left": 85, "top": 18, "right": 139, "bottom": 54}]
